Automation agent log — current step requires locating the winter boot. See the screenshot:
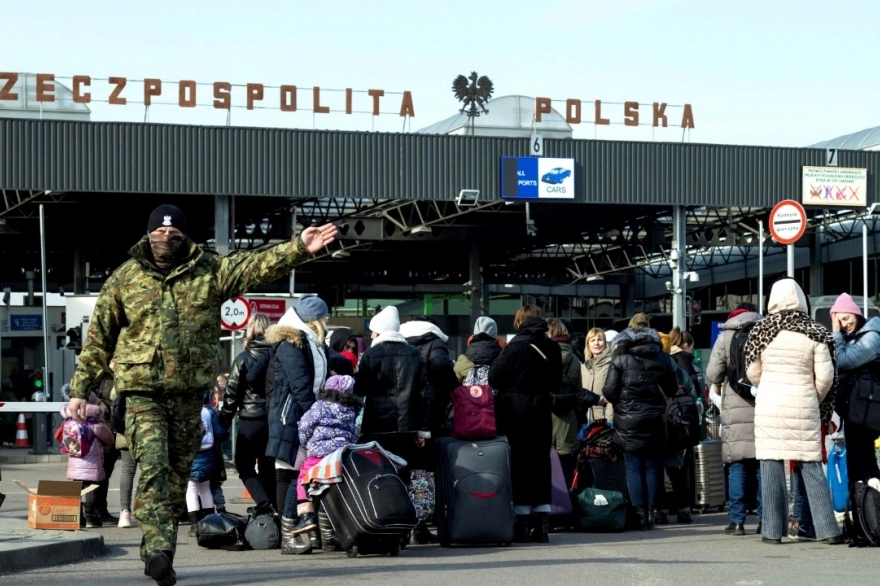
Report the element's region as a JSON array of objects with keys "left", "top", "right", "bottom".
[
  {"left": 676, "top": 507, "right": 693, "bottom": 524},
  {"left": 83, "top": 502, "right": 102, "bottom": 528},
  {"left": 291, "top": 533, "right": 313, "bottom": 555},
  {"left": 513, "top": 515, "right": 531, "bottom": 543},
  {"left": 647, "top": 507, "right": 656, "bottom": 530},
  {"left": 0, "top": 492, "right": 6, "bottom": 509},
  {"left": 408, "top": 519, "right": 438, "bottom": 545},
  {"left": 654, "top": 509, "right": 669, "bottom": 525},
  {"left": 145, "top": 549, "right": 177, "bottom": 586},
  {"left": 187, "top": 510, "right": 203, "bottom": 537},
  {"left": 280, "top": 516, "right": 299, "bottom": 555},
  {"left": 291, "top": 512, "right": 318, "bottom": 535},
  {"left": 318, "top": 510, "right": 337, "bottom": 552},
  {"left": 307, "top": 528, "right": 322, "bottom": 551},
  {"left": 634, "top": 507, "right": 649, "bottom": 531},
  {"left": 529, "top": 513, "right": 550, "bottom": 544}
]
